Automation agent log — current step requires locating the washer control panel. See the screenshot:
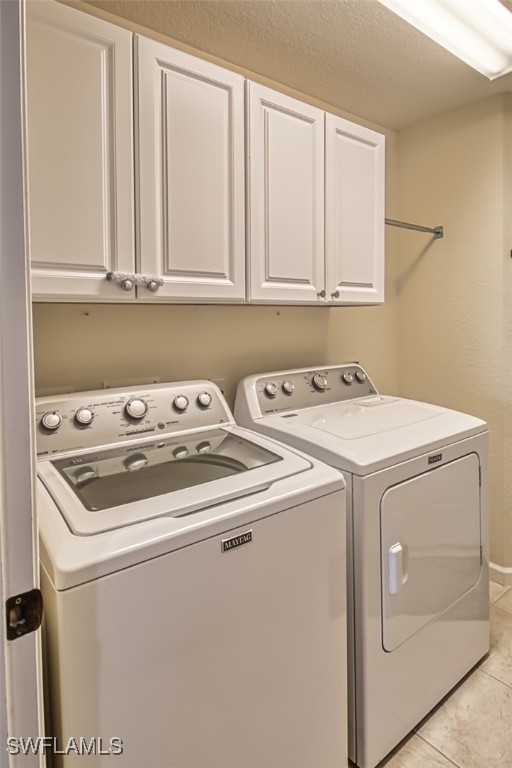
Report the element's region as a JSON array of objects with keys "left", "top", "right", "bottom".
[
  {"left": 255, "top": 364, "right": 377, "bottom": 414},
  {"left": 35, "top": 381, "right": 231, "bottom": 458}
]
